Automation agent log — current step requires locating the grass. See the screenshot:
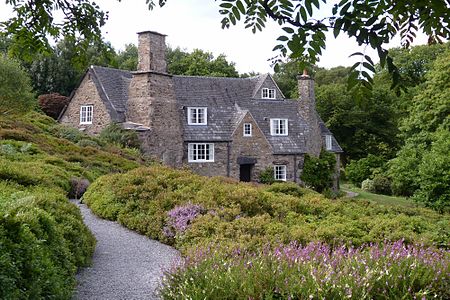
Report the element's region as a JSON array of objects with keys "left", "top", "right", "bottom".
[{"left": 341, "top": 182, "right": 419, "bottom": 208}]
